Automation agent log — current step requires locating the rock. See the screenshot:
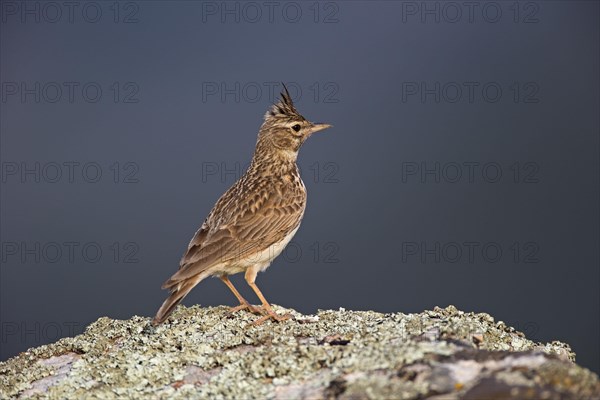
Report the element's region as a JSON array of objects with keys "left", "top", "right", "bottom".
[{"left": 0, "top": 305, "right": 598, "bottom": 399}]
